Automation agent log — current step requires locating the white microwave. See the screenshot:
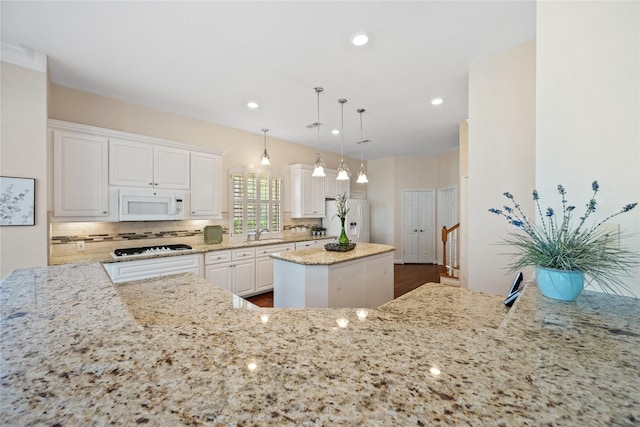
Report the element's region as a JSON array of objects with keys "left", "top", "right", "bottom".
[{"left": 118, "top": 189, "right": 185, "bottom": 221}]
